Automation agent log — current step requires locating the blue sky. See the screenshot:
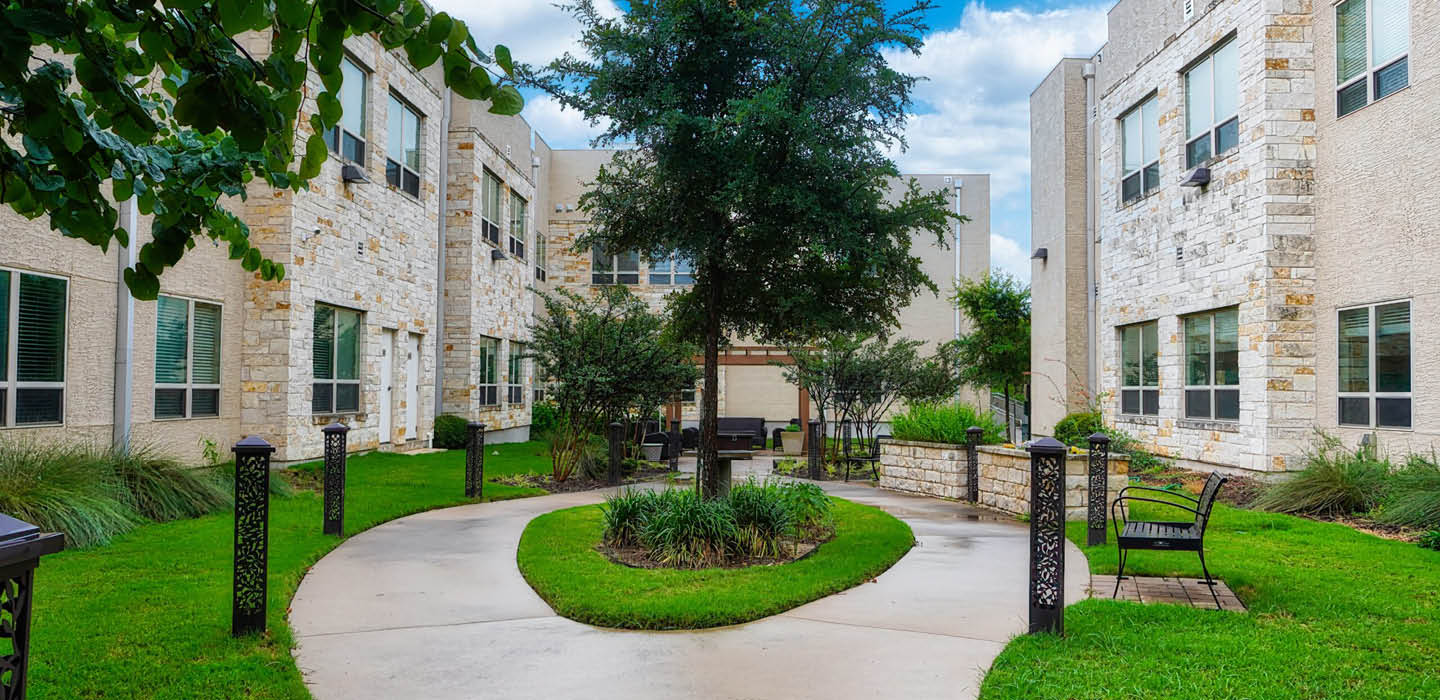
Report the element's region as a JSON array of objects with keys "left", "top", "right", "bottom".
[{"left": 435, "top": 1, "right": 1110, "bottom": 282}]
